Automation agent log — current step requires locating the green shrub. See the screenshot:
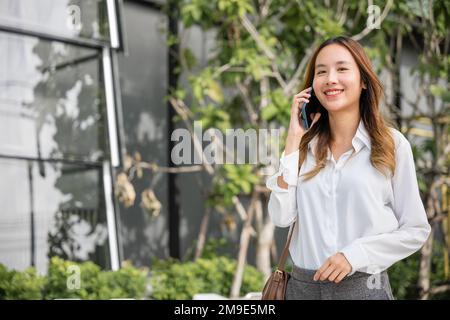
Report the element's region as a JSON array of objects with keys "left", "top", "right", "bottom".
[
  {"left": 150, "top": 256, "right": 264, "bottom": 299},
  {"left": 97, "top": 261, "right": 149, "bottom": 299},
  {"left": 388, "top": 241, "right": 450, "bottom": 300},
  {"left": 0, "top": 257, "right": 148, "bottom": 300},
  {"left": 43, "top": 257, "right": 103, "bottom": 299},
  {"left": 192, "top": 237, "right": 233, "bottom": 260},
  {"left": 0, "top": 264, "right": 44, "bottom": 299},
  {"left": 43, "top": 257, "right": 148, "bottom": 300},
  {"left": 3, "top": 240, "right": 446, "bottom": 300},
  {"left": 388, "top": 251, "right": 421, "bottom": 299}
]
